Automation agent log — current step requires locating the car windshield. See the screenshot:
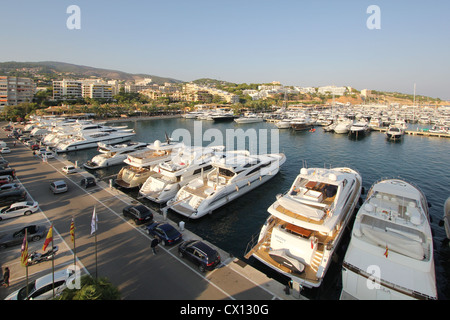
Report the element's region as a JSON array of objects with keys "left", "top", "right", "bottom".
[
  {"left": 26, "top": 201, "right": 34, "bottom": 206},
  {"left": 17, "top": 281, "right": 36, "bottom": 300}
]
